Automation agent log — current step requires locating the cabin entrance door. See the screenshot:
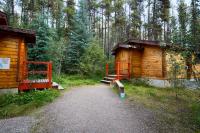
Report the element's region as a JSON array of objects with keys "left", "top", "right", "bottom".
[
  {"left": 131, "top": 50, "right": 142, "bottom": 78},
  {"left": 115, "top": 49, "right": 129, "bottom": 75}
]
